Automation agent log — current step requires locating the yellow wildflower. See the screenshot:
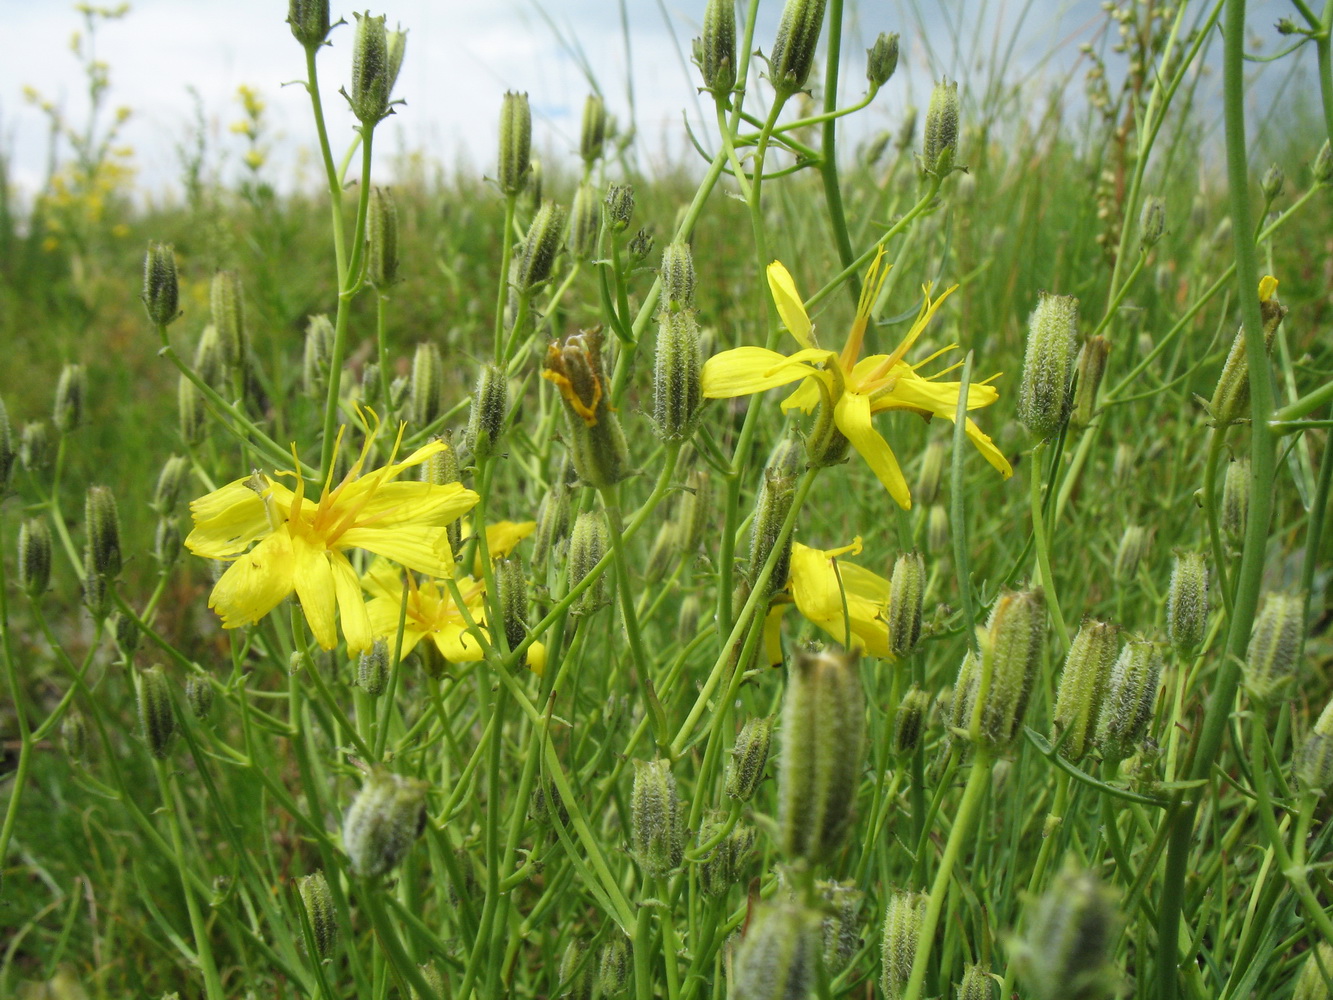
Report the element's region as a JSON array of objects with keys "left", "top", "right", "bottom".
[
  {"left": 185, "top": 413, "right": 477, "bottom": 651},
  {"left": 701, "top": 249, "right": 1012, "bottom": 508}
]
